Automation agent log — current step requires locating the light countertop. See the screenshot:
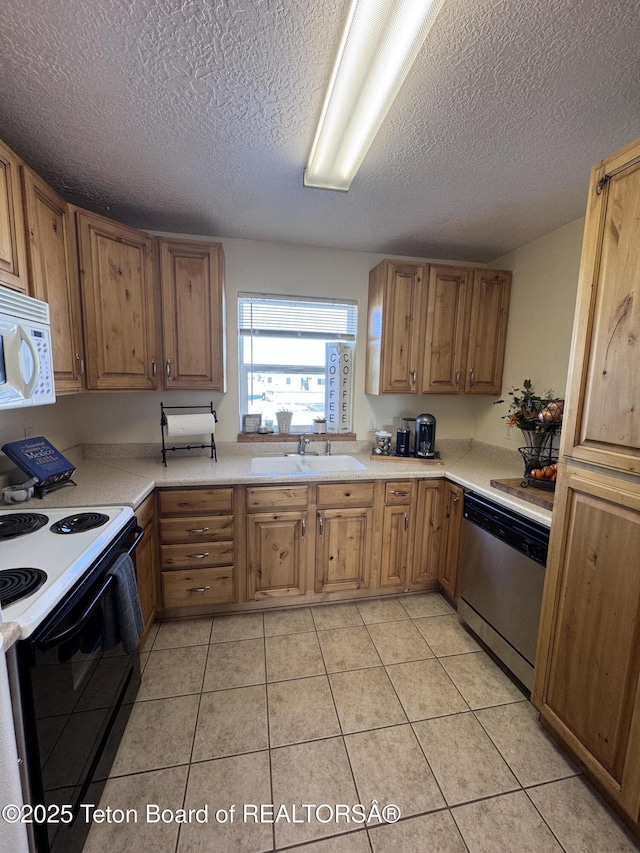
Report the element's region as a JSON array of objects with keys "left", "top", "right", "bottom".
[{"left": 14, "top": 439, "right": 552, "bottom": 527}]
